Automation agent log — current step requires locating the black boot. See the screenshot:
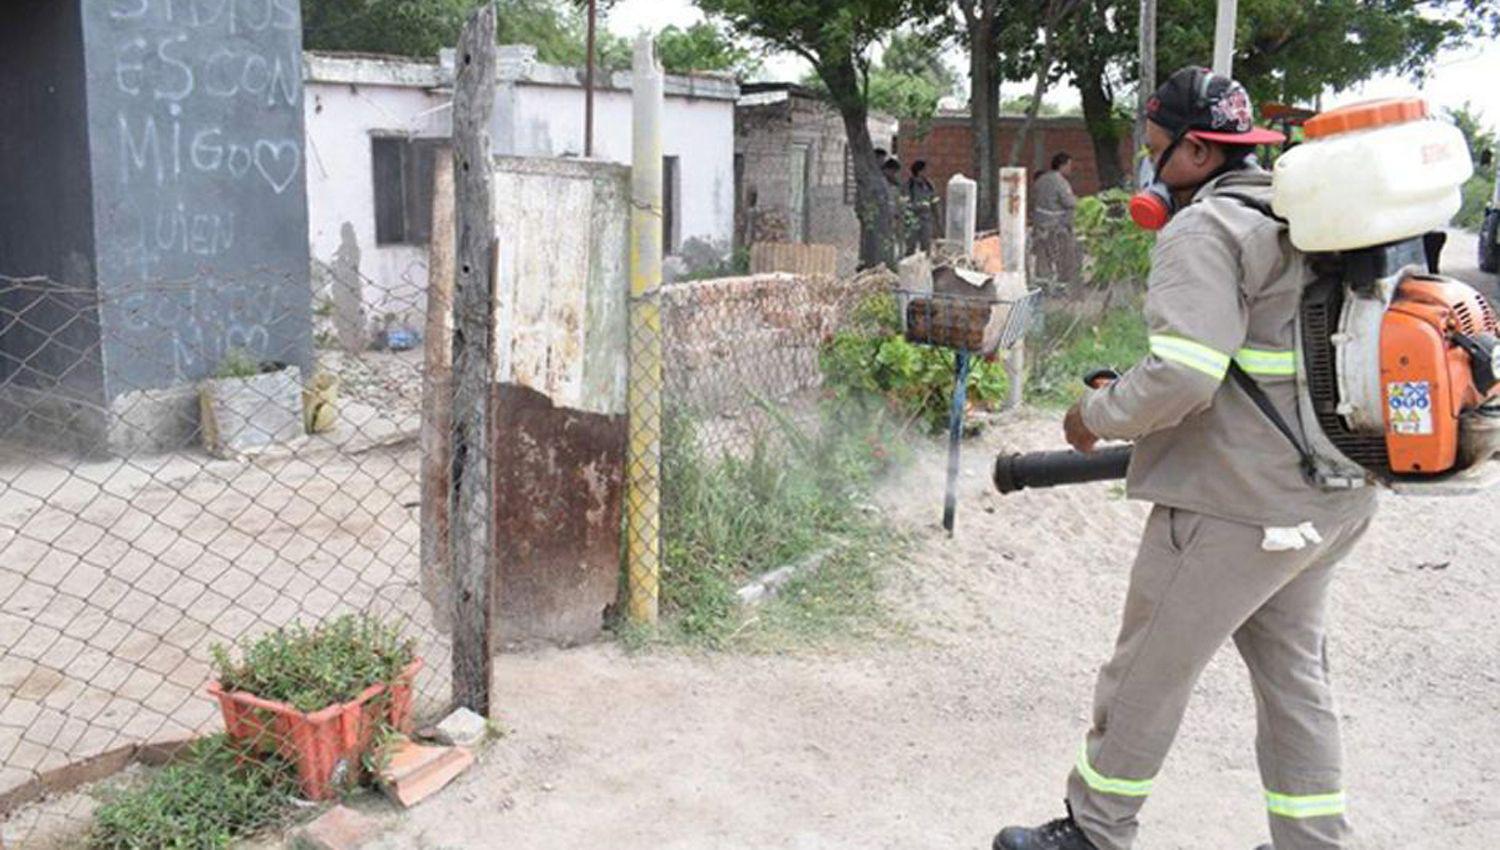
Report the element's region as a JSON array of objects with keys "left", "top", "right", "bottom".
[{"left": 992, "top": 803, "right": 1099, "bottom": 850}]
